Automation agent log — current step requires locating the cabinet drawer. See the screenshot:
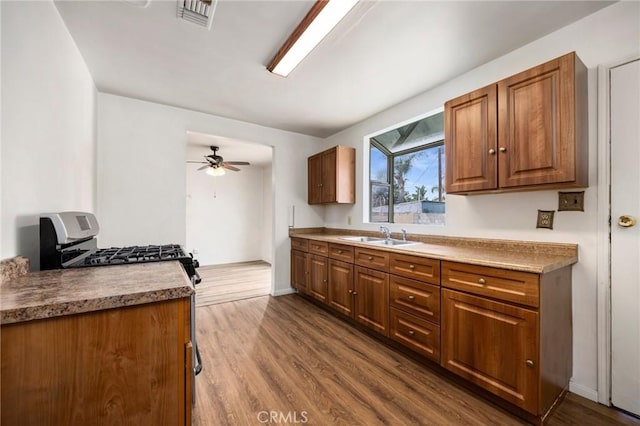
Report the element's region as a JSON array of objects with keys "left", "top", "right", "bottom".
[
  {"left": 308, "top": 241, "right": 329, "bottom": 256},
  {"left": 442, "top": 261, "right": 539, "bottom": 308},
  {"left": 390, "top": 254, "right": 440, "bottom": 284},
  {"left": 290, "top": 238, "right": 308, "bottom": 252},
  {"left": 329, "top": 243, "right": 354, "bottom": 263},
  {"left": 390, "top": 275, "right": 440, "bottom": 324},
  {"left": 390, "top": 308, "right": 440, "bottom": 363},
  {"left": 354, "top": 248, "right": 389, "bottom": 272}
]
